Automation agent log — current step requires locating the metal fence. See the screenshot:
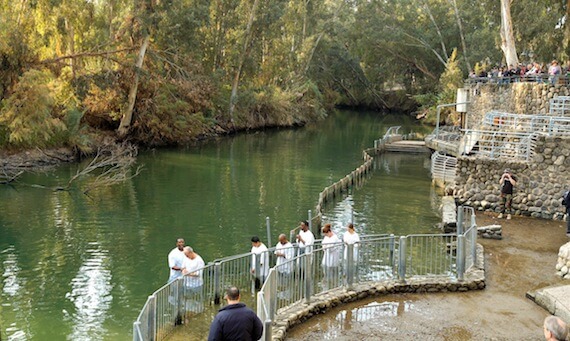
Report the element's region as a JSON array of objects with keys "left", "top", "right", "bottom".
[
  {"left": 465, "top": 74, "right": 570, "bottom": 86},
  {"left": 257, "top": 206, "right": 478, "bottom": 341},
  {"left": 430, "top": 151, "right": 457, "bottom": 184},
  {"left": 549, "top": 96, "right": 570, "bottom": 116},
  {"left": 483, "top": 111, "right": 570, "bottom": 136},
  {"left": 459, "top": 129, "right": 539, "bottom": 161}
]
